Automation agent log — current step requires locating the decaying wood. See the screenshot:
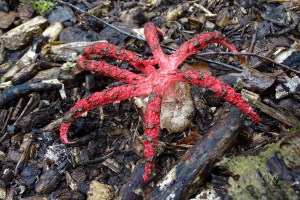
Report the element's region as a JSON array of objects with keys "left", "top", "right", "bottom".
[
  {"left": 242, "top": 89, "right": 299, "bottom": 126},
  {"left": 11, "top": 60, "right": 62, "bottom": 85},
  {"left": 218, "top": 132, "right": 300, "bottom": 199},
  {"left": 0, "top": 42, "right": 3, "bottom": 64},
  {"left": 34, "top": 169, "right": 61, "bottom": 194},
  {"left": 0, "top": 81, "right": 62, "bottom": 108},
  {"left": 118, "top": 160, "right": 149, "bottom": 200},
  {"left": 1, "top": 47, "right": 38, "bottom": 83},
  {"left": 14, "top": 93, "right": 40, "bottom": 124},
  {"left": 50, "top": 40, "right": 107, "bottom": 57},
  {"left": 14, "top": 133, "right": 32, "bottom": 174},
  {"left": 2, "top": 22, "right": 63, "bottom": 84},
  {"left": 145, "top": 105, "right": 246, "bottom": 200},
  {"left": 0, "top": 16, "right": 48, "bottom": 50},
  {"left": 41, "top": 22, "right": 63, "bottom": 41}
]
